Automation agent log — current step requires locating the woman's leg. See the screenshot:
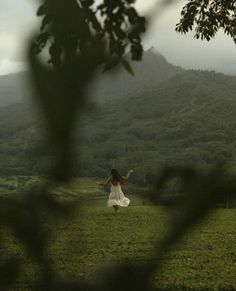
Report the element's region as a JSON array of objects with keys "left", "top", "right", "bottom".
[
  {"left": 113, "top": 205, "right": 119, "bottom": 213},
  {"left": 115, "top": 205, "right": 119, "bottom": 213}
]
